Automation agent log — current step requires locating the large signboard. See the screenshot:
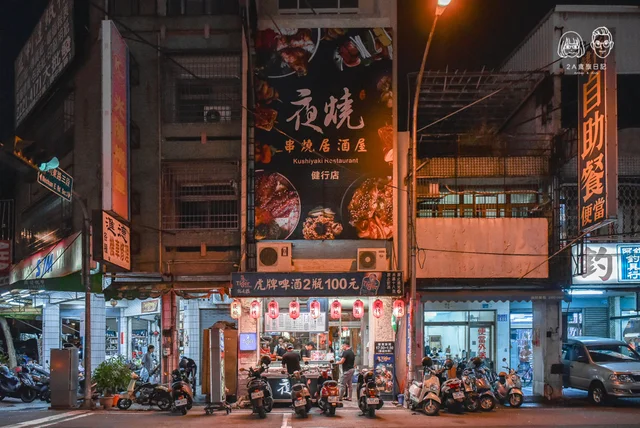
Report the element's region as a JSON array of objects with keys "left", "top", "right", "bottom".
[
  {"left": 93, "top": 210, "right": 131, "bottom": 271},
  {"left": 253, "top": 28, "right": 393, "bottom": 241},
  {"left": 101, "top": 20, "right": 130, "bottom": 221},
  {"left": 14, "top": 0, "right": 75, "bottom": 126},
  {"left": 577, "top": 47, "right": 618, "bottom": 232},
  {"left": 572, "top": 243, "right": 640, "bottom": 284},
  {"left": 231, "top": 271, "right": 403, "bottom": 297}
]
